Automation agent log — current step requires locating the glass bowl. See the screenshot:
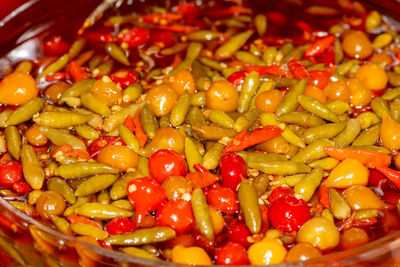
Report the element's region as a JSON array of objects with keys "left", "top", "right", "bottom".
[{"left": 1, "top": 0, "right": 400, "bottom": 266}]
